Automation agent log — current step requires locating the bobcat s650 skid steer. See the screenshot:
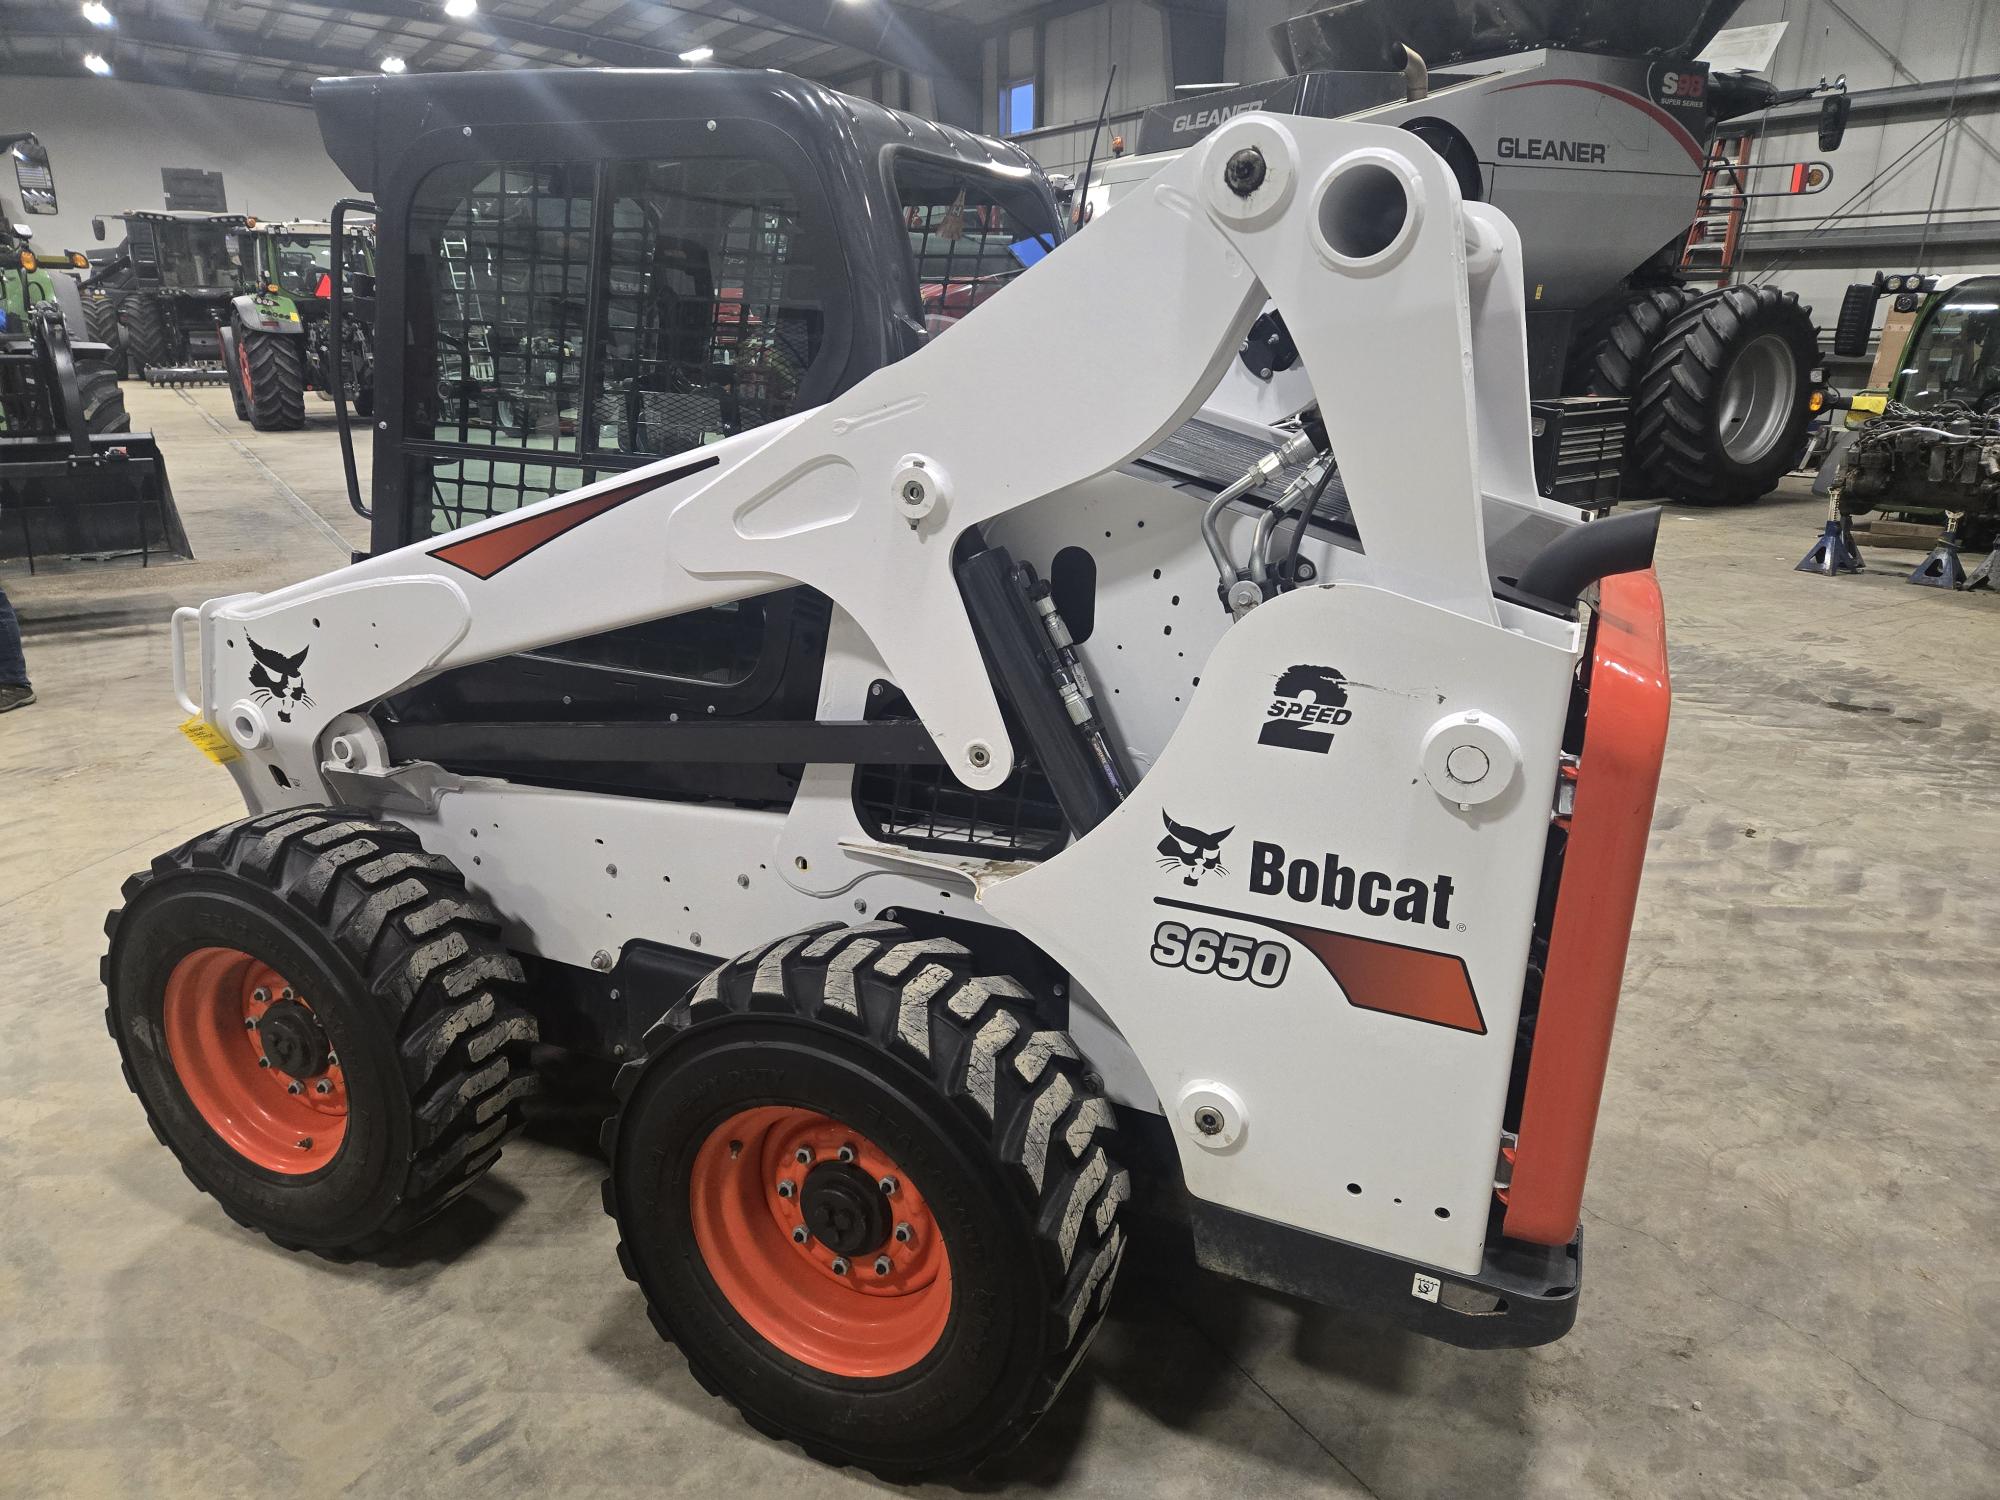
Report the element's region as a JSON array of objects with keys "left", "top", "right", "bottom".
[{"left": 103, "top": 69, "right": 1670, "bottom": 1477}]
